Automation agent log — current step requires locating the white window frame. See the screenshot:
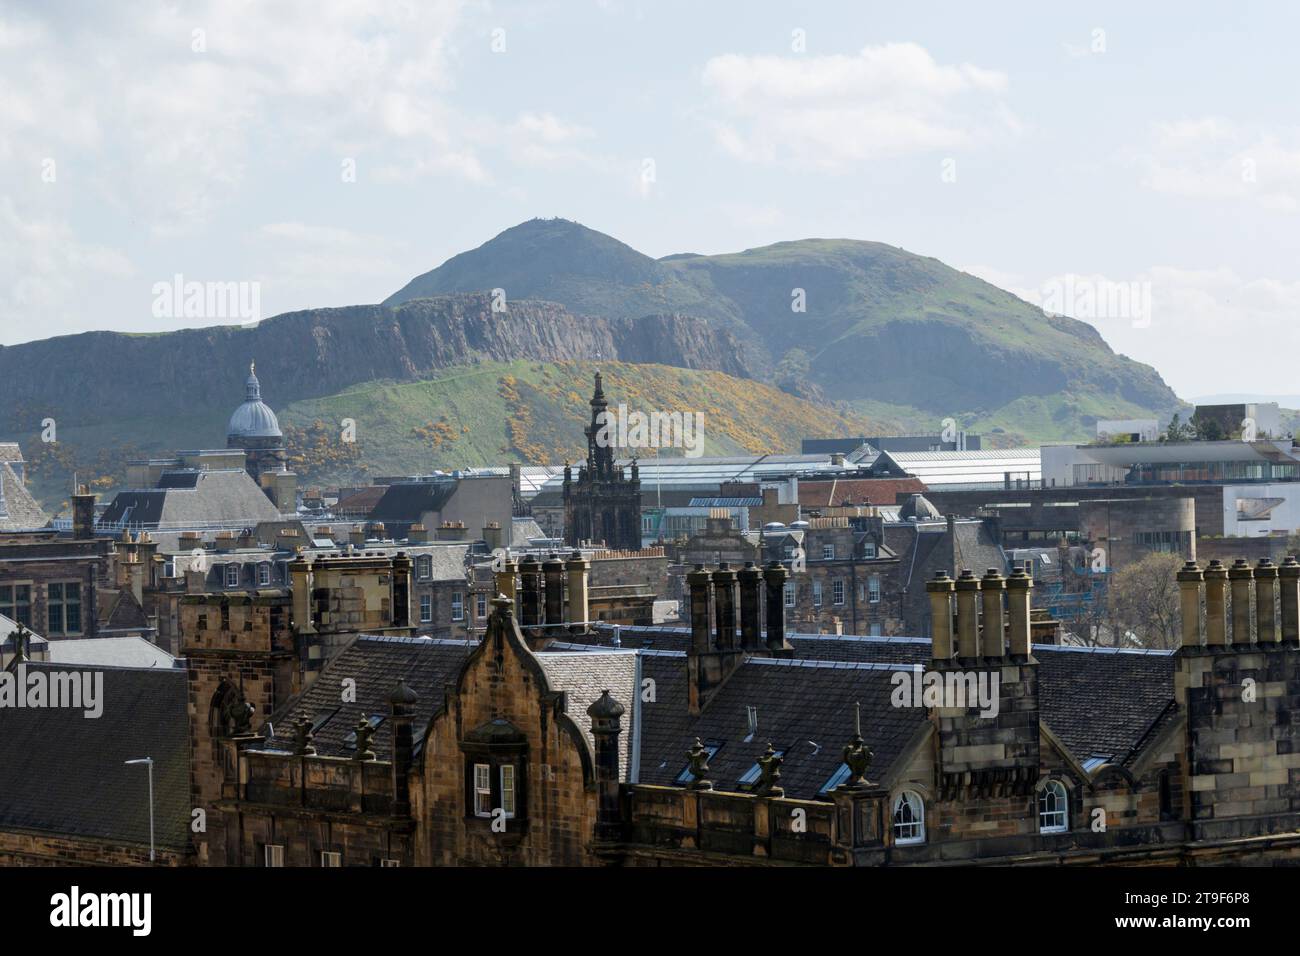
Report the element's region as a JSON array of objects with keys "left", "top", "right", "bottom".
[
  {"left": 863, "top": 543, "right": 877, "bottom": 558},
  {"left": 500, "top": 764, "right": 516, "bottom": 818},
  {"left": 225, "top": 563, "right": 240, "bottom": 588},
  {"left": 783, "top": 582, "right": 795, "bottom": 608},
  {"left": 420, "top": 594, "right": 432, "bottom": 623},
  {"left": 417, "top": 555, "right": 432, "bottom": 580},
  {"left": 1038, "top": 780, "right": 1069, "bottom": 833},
  {"left": 822, "top": 544, "right": 835, "bottom": 560},
  {"left": 473, "top": 763, "right": 492, "bottom": 817},
  {"left": 892, "top": 790, "right": 926, "bottom": 845},
  {"left": 257, "top": 562, "right": 271, "bottom": 586},
  {"left": 812, "top": 580, "right": 822, "bottom": 606},
  {"left": 320, "top": 850, "right": 342, "bottom": 867},
  {"left": 451, "top": 591, "right": 464, "bottom": 622},
  {"left": 476, "top": 592, "right": 487, "bottom": 619},
  {"left": 868, "top": 575, "right": 881, "bottom": 604},
  {"left": 264, "top": 844, "right": 285, "bottom": 867},
  {"left": 832, "top": 579, "right": 845, "bottom": 606}
]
